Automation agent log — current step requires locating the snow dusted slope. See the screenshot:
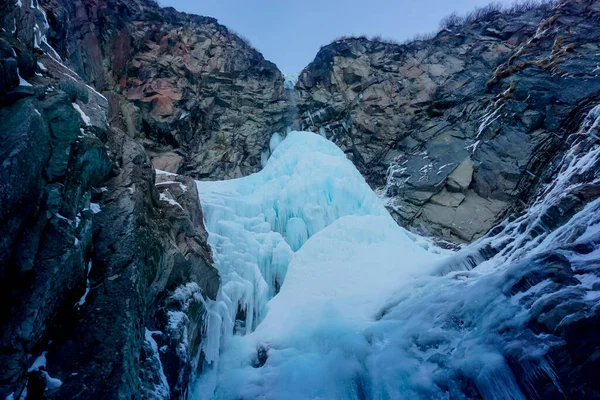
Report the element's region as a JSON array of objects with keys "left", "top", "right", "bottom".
[{"left": 194, "top": 120, "right": 600, "bottom": 399}]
